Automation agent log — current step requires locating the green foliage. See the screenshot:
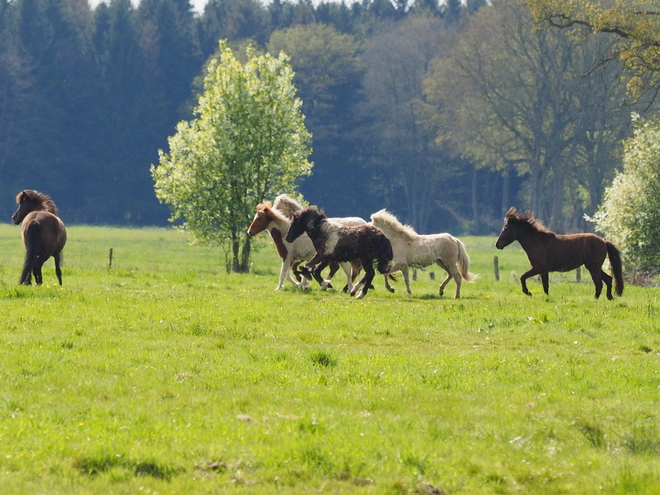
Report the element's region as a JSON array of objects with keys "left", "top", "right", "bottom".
[
  {"left": 152, "top": 41, "right": 312, "bottom": 272},
  {"left": 522, "top": 0, "right": 660, "bottom": 96},
  {"left": 590, "top": 115, "right": 660, "bottom": 272}
]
